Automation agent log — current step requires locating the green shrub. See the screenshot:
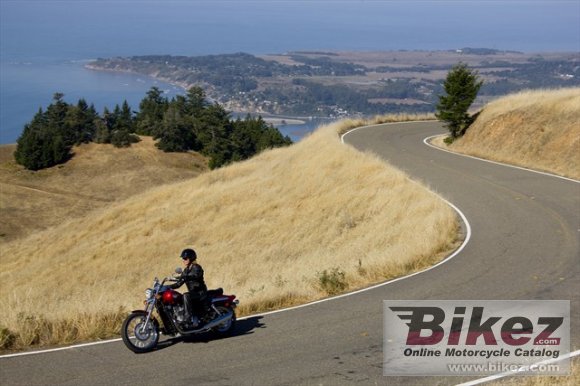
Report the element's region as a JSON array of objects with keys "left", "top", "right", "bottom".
[
  {"left": 0, "top": 326, "right": 16, "bottom": 350},
  {"left": 317, "top": 267, "right": 348, "bottom": 295},
  {"left": 443, "top": 136, "right": 455, "bottom": 145}
]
